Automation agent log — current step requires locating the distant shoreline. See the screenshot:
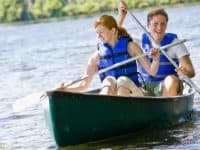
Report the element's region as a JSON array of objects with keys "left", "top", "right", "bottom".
[{"left": 0, "top": 1, "right": 199, "bottom": 25}]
